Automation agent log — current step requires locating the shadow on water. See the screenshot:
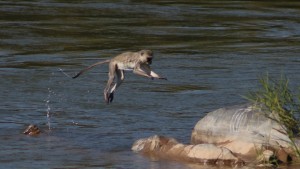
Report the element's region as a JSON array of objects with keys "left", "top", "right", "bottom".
[
  {"left": 150, "top": 84, "right": 213, "bottom": 93},
  {"left": 0, "top": 61, "right": 76, "bottom": 69},
  {"left": 1, "top": 1, "right": 300, "bottom": 169}
]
